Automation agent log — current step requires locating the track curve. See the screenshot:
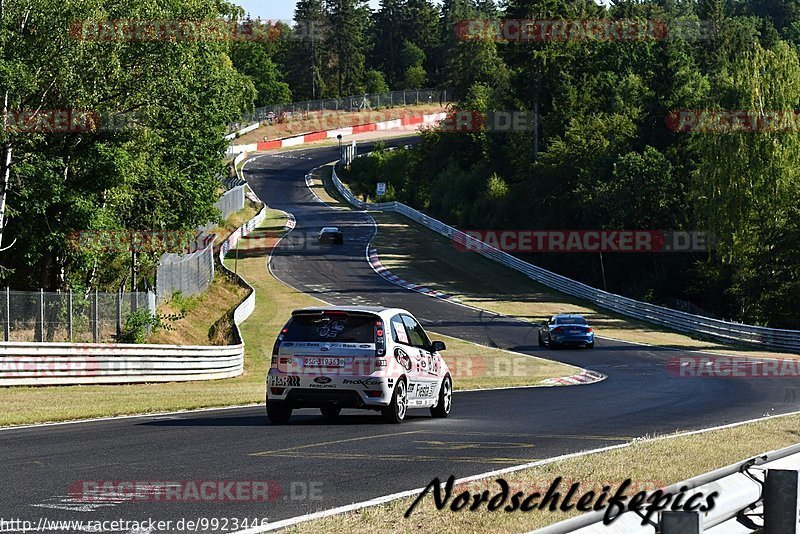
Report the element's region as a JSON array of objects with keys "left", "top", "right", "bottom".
[{"left": 1, "top": 139, "right": 799, "bottom": 531}]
